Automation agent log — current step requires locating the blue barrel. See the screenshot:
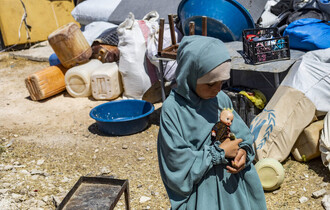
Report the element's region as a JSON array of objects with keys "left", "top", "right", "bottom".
[{"left": 178, "top": 0, "right": 255, "bottom": 42}]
